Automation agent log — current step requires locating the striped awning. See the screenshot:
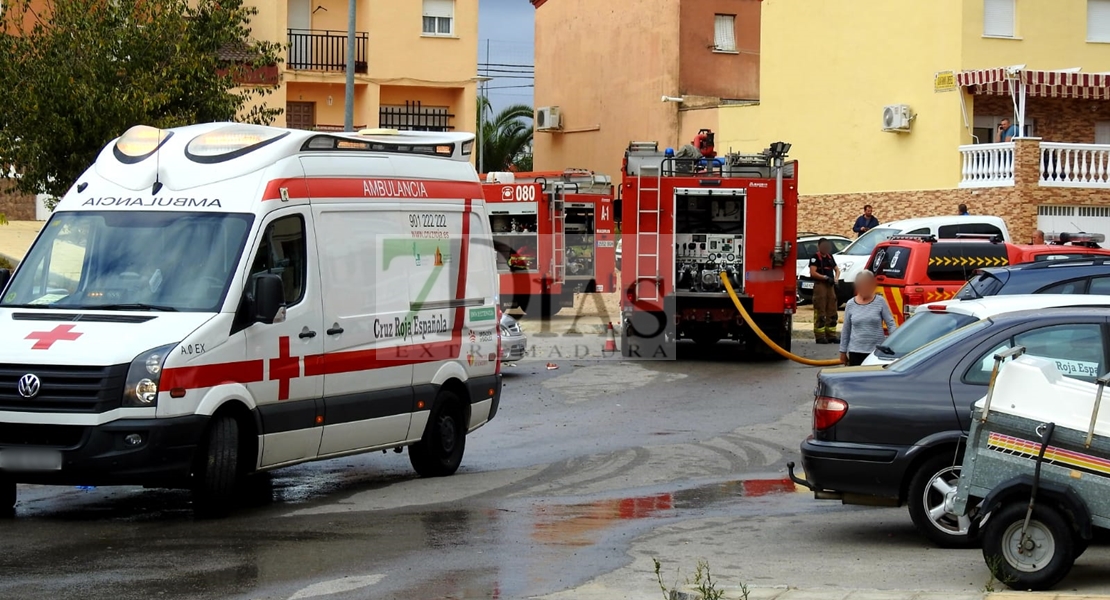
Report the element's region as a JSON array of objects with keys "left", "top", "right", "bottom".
[{"left": 956, "top": 68, "right": 1110, "bottom": 100}]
